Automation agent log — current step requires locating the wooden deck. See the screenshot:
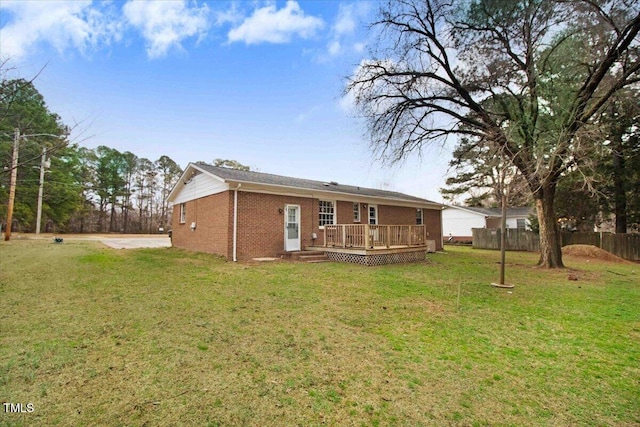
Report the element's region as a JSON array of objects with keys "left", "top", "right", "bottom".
[
  {"left": 306, "top": 245, "right": 432, "bottom": 256},
  {"left": 306, "top": 225, "right": 435, "bottom": 265},
  {"left": 322, "top": 224, "right": 427, "bottom": 249}
]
